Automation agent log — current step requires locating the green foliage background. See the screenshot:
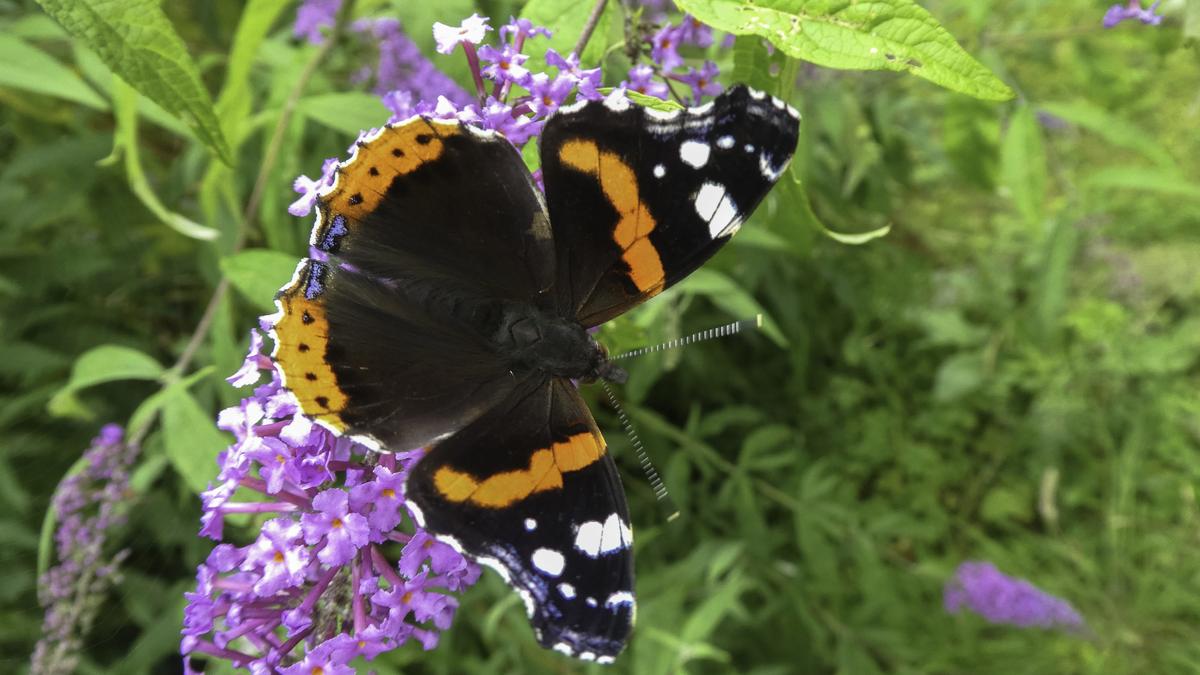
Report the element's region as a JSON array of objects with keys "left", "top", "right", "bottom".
[{"left": 3, "top": 0, "right": 1200, "bottom": 672}]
